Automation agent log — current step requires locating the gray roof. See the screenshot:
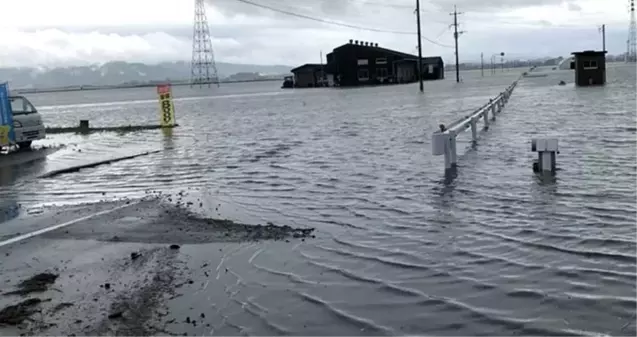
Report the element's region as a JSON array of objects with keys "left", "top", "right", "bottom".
[
  {"left": 290, "top": 63, "right": 323, "bottom": 73},
  {"left": 333, "top": 43, "right": 443, "bottom": 64}
]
